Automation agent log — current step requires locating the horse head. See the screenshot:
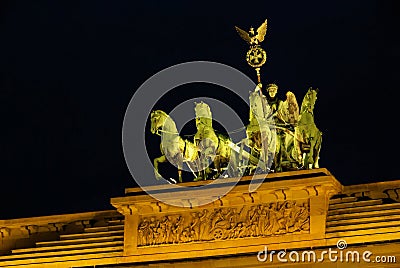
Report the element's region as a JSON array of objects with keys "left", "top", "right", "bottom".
[
  {"left": 150, "top": 110, "right": 168, "bottom": 134},
  {"left": 296, "top": 88, "right": 322, "bottom": 169},
  {"left": 194, "top": 101, "right": 212, "bottom": 127},
  {"left": 300, "top": 87, "right": 318, "bottom": 114}
]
